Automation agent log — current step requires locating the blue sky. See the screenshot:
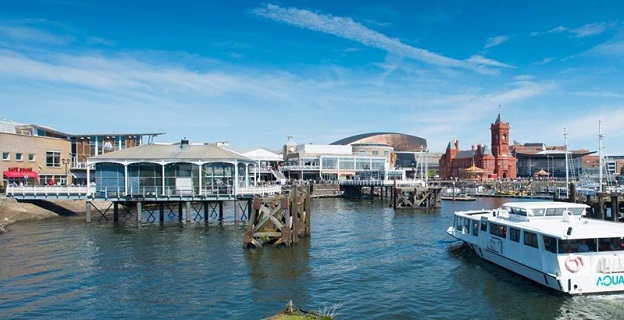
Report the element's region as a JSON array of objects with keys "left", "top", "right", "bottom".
[{"left": 1, "top": 1, "right": 624, "bottom": 155}]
